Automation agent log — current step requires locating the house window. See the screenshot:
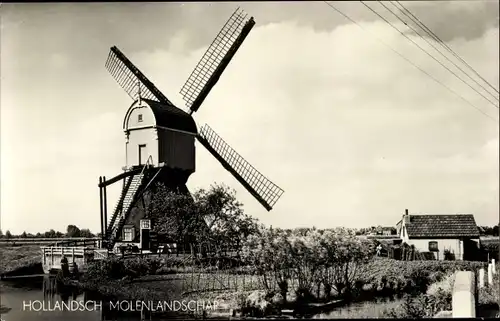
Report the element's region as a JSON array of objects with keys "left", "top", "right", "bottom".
[
  {"left": 429, "top": 241, "right": 439, "bottom": 252},
  {"left": 138, "top": 114, "right": 143, "bottom": 122},
  {"left": 123, "top": 227, "right": 134, "bottom": 242},
  {"left": 140, "top": 219, "right": 151, "bottom": 229}
]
